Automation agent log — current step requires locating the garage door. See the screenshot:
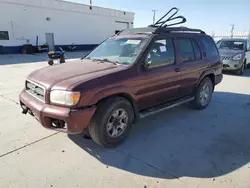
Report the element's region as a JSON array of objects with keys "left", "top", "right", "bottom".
[{"left": 115, "top": 21, "right": 129, "bottom": 34}]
